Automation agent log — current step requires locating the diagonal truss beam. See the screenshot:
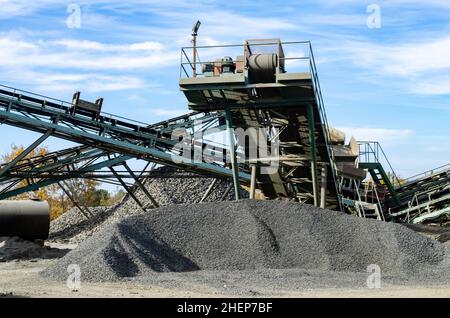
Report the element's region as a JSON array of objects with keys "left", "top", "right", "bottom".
[
  {"left": 109, "top": 166, "right": 145, "bottom": 212},
  {"left": 0, "top": 154, "right": 131, "bottom": 200},
  {"left": 122, "top": 162, "right": 159, "bottom": 208},
  {"left": 0, "top": 129, "right": 52, "bottom": 178}
]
